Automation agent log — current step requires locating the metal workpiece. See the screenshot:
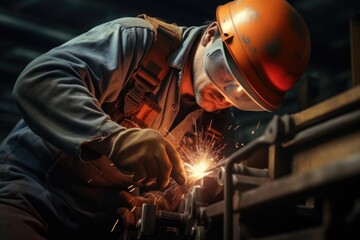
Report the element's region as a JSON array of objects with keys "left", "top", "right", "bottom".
[
  {"left": 140, "top": 204, "right": 158, "bottom": 236},
  {"left": 218, "top": 169, "right": 270, "bottom": 190},
  {"left": 231, "top": 164, "right": 270, "bottom": 178},
  {"left": 283, "top": 108, "right": 360, "bottom": 148},
  {"left": 137, "top": 185, "right": 211, "bottom": 240},
  {"left": 218, "top": 164, "right": 270, "bottom": 185},
  {"left": 199, "top": 171, "right": 223, "bottom": 202},
  {"left": 138, "top": 203, "right": 187, "bottom": 240},
  {"left": 224, "top": 114, "right": 295, "bottom": 240},
  {"left": 237, "top": 153, "right": 360, "bottom": 210},
  {"left": 217, "top": 165, "right": 270, "bottom": 196}
]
